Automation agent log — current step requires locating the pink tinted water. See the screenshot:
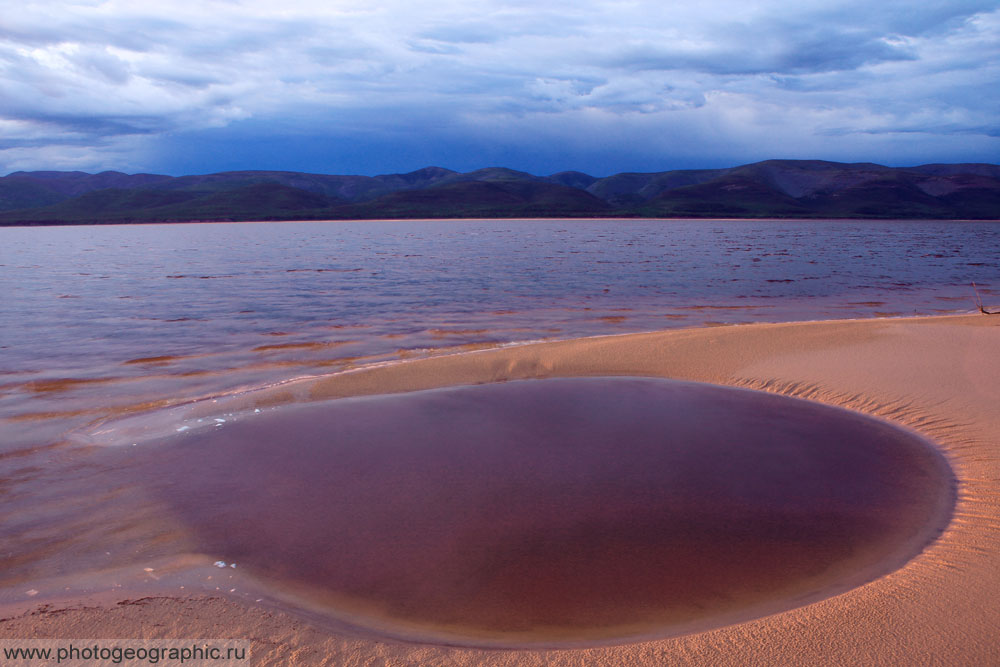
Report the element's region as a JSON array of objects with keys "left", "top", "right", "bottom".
[
  {"left": 2, "top": 219, "right": 997, "bottom": 453},
  {"left": 0, "top": 219, "right": 984, "bottom": 637},
  {"left": 118, "top": 378, "right": 954, "bottom": 645}
]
